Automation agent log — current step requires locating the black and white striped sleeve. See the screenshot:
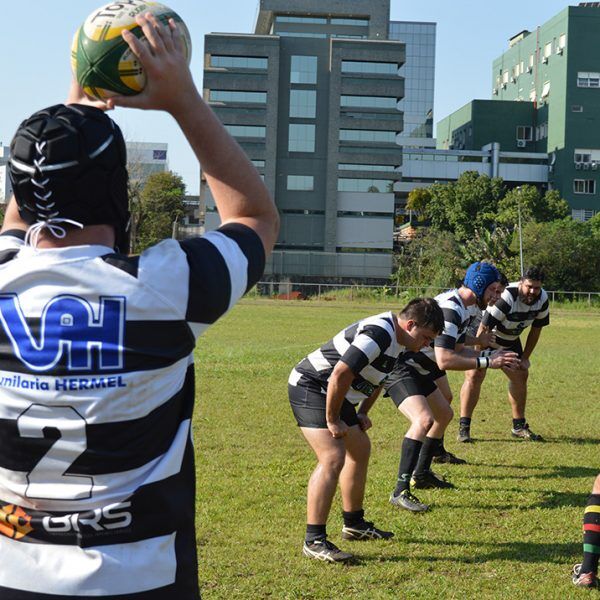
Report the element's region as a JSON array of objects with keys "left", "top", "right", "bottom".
[
  {"left": 339, "top": 325, "right": 392, "bottom": 375},
  {"left": 434, "top": 307, "right": 463, "bottom": 350},
  {"left": 533, "top": 294, "right": 550, "bottom": 327},
  {"left": 180, "top": 223, "right": 265, "bottom": 325},
  {"left": 482, "top": 291, "right": 513, "bottom": 329}
]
